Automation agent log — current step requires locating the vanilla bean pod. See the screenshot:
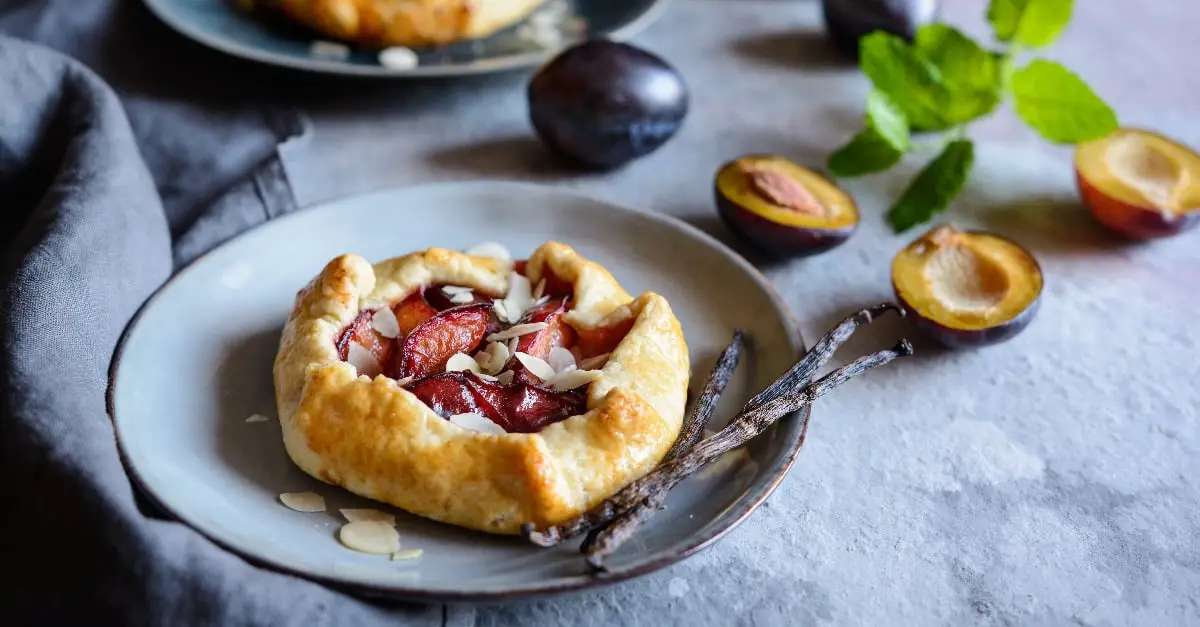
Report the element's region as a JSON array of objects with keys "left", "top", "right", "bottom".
[
  {"left": 523, "top": 304, "right": 906, "bottom": 550},
  {"left": 583, "top": 339, "right": 913, "bottom": 569},
  {"left": 524, "top": 330, "right": 745, "bottom": 548}
]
